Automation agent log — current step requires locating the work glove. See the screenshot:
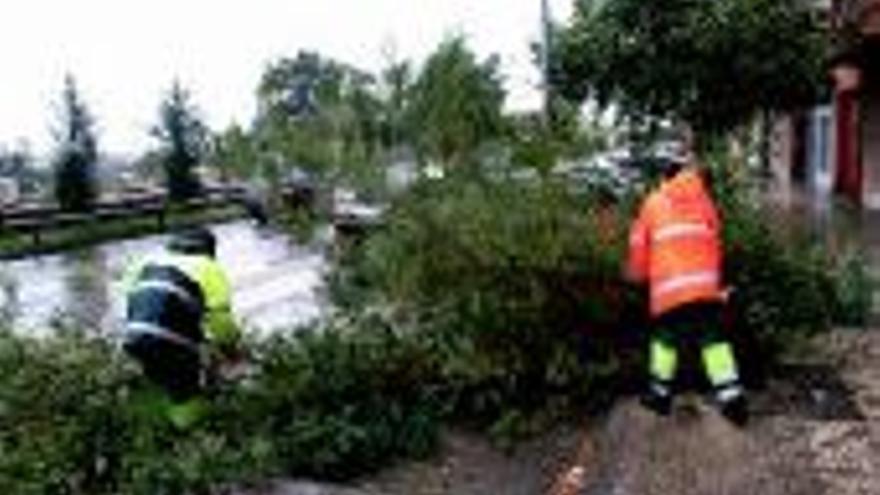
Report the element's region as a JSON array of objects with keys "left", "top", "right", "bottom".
[
  {"left": 720, "top": 285, "right": 735, "bottom": 304},
  {"left": 204, "top": 341, "right": 250, "bottom": 386}
]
